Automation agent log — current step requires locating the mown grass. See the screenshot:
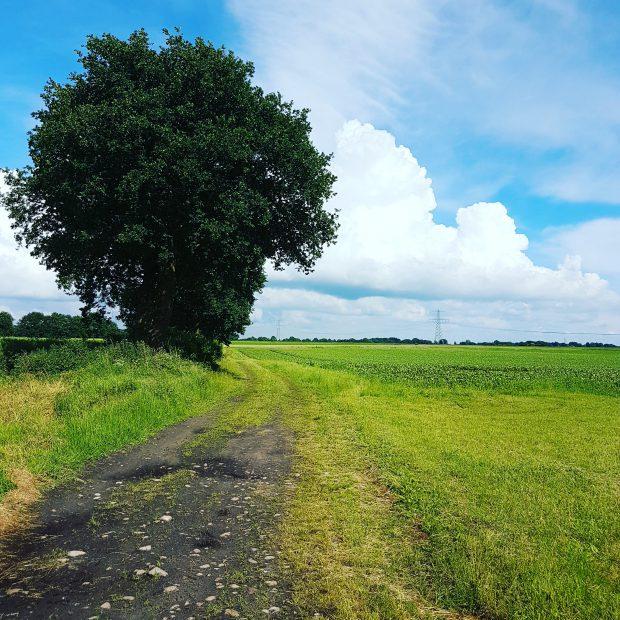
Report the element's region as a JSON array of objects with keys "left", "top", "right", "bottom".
[
  {"left": 238, "top": 345, "right": 620, "bottom": 620},
  {"left": 0, "top": 343, "right": 240, "bottom": 529},
  {"left": 276, "top": 365, "right": 433, "bottom": 619}
]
